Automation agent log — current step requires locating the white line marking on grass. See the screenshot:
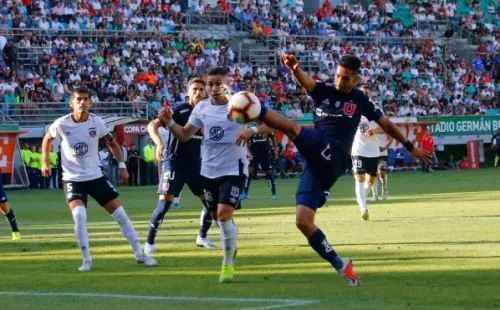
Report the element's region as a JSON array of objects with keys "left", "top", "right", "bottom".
[{"left": 0, "top": 291, "right": 317, "bottom": 310}]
